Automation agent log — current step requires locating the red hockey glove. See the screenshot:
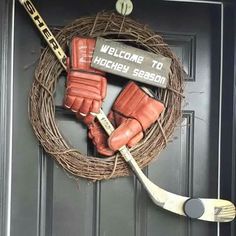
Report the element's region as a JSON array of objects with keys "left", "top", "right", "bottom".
[
  {"left": 88, "top": 82, "right": 165, "bottom": 156},
  {"left": 108, "top": 82, "right": 165, "bottom": 151},
  {"left": 64, "top": 37, "right": 107, "bottom": 125}
]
